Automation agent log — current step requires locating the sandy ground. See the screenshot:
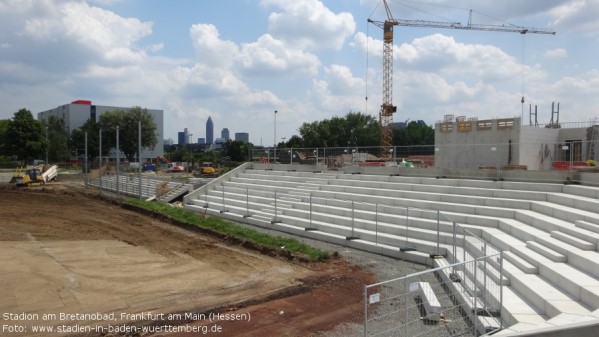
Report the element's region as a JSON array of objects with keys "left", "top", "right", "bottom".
[{"left": 0, "top": 183, "right": 373, "bottom": 337}]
